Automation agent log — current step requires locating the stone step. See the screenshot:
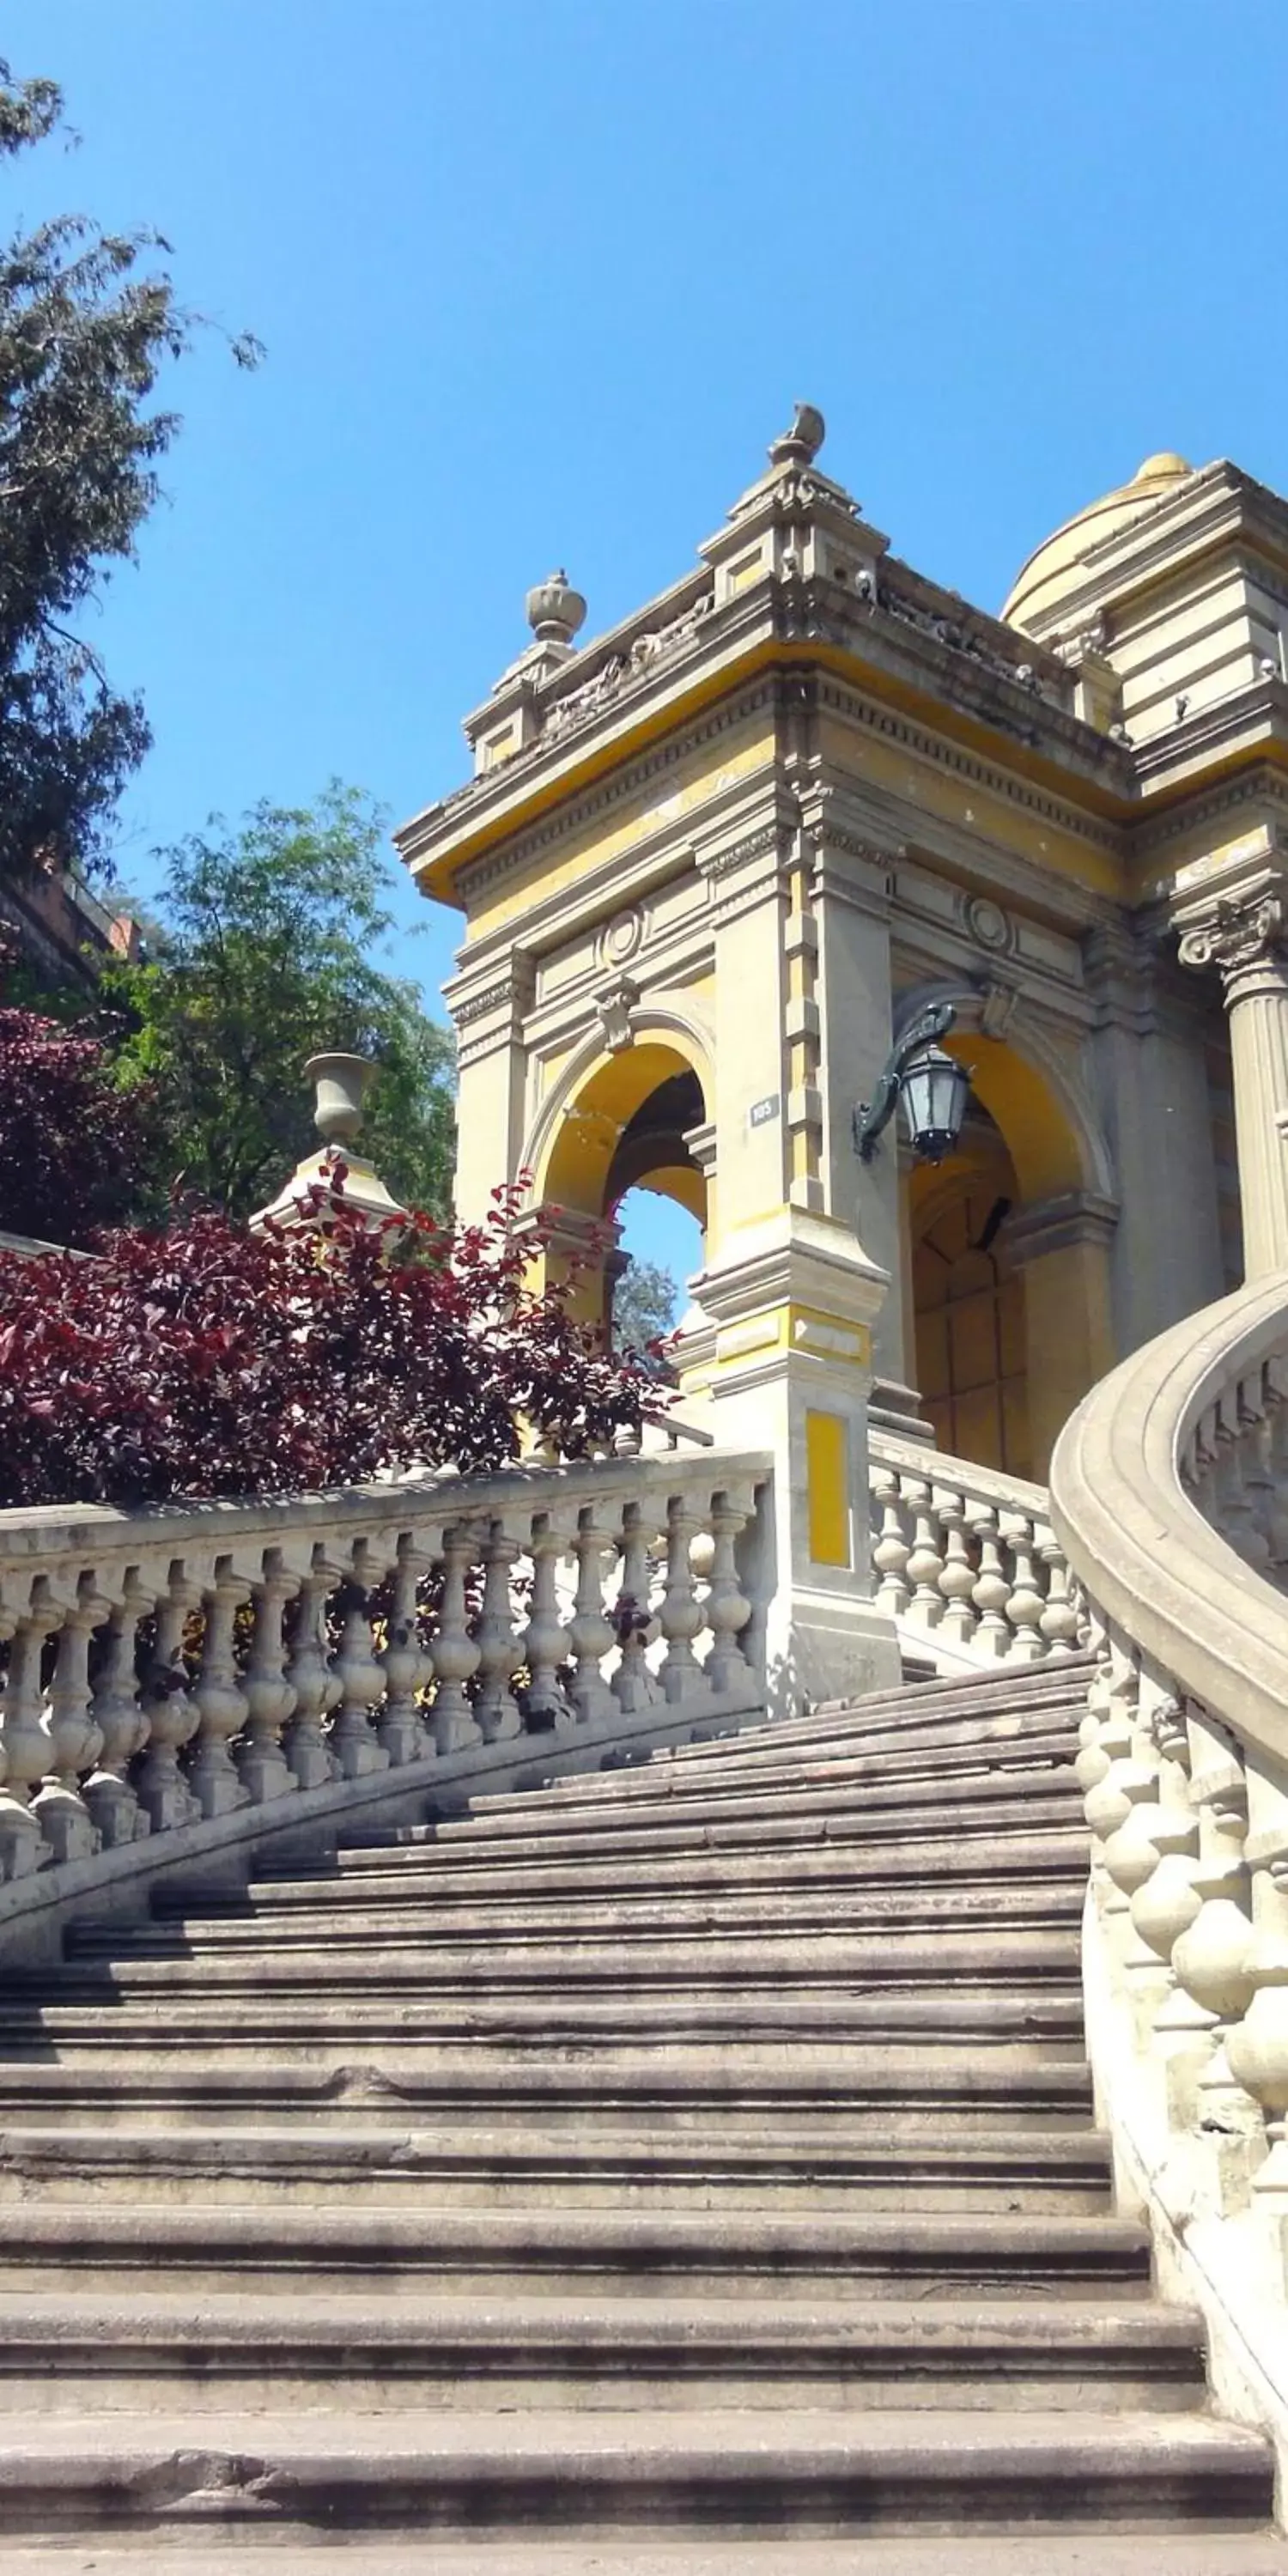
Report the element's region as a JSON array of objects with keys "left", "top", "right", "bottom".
[
  {"left": 305, "top": 1789, "right": 1083, "bottom": 1874},
  {"left": 455, "top": 1728, "right": 1080, "bottom": 1819},
  {"left": 236, "top": 1826, "right": 1091, "bottom": 1911},
  {"left": 9, "top": 2538, "right": 1286, "bottom": 2573},
  {"left": 70, "top": 1879, "right": 1087, "bottom": 1959},
  {"left": 0, "top": 2204, "right": 1156, "bottom": 2299},
  {"left": 0, "top": 2053, "right": 1096, "bottom": 2131},
  {"left": 0, "top": 1996, "right": 1087, "bottom": 2061},
  {"left": 420, "top": 1765, "right": 1082, "bottom": 1850},
  {"left": 0, "top": 2122, "right": 1117, "bottom": 2211},
  {"left": 0, "top": 2293, "right": 1209, "bottom": 2415},
  {"left": 9, "top": 1927, "right": 1084, "bottom": 2000},
  {"left": 0, "top": 2406, "right": 1267, "bottom": 2541}
]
